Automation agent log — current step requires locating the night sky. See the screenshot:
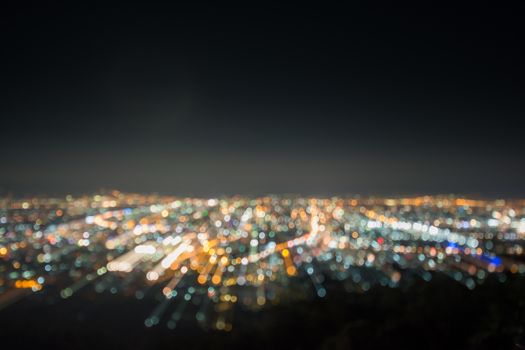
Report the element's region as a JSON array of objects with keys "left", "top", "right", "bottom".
[{"left": 2, "top": 2, "right": 524, "bottom": 197}]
